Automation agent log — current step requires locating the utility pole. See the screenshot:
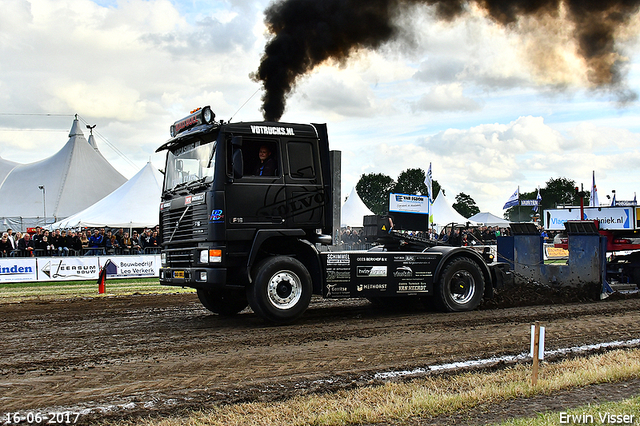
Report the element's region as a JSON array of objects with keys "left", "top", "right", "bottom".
[{"left": 39, "top": 185, "right": 46, "bottom": 225}]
